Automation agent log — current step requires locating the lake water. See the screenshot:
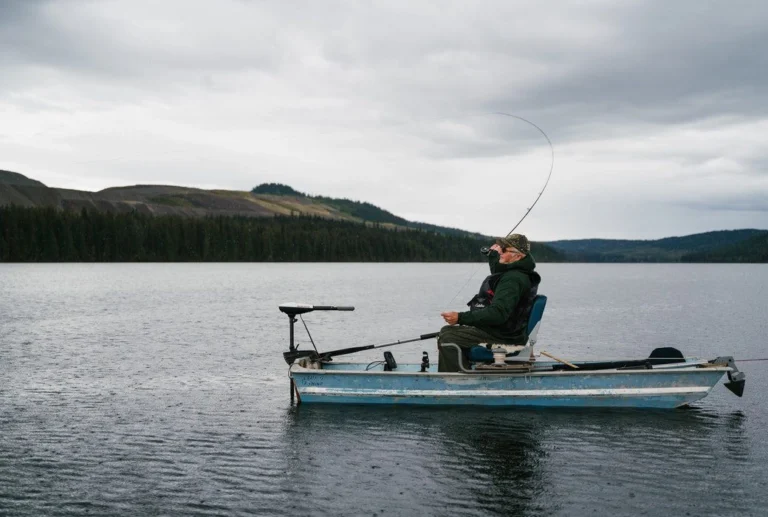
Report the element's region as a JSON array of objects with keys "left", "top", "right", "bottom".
[{"left": 1, "top": 263, "right": 767, "bottom": 516}]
